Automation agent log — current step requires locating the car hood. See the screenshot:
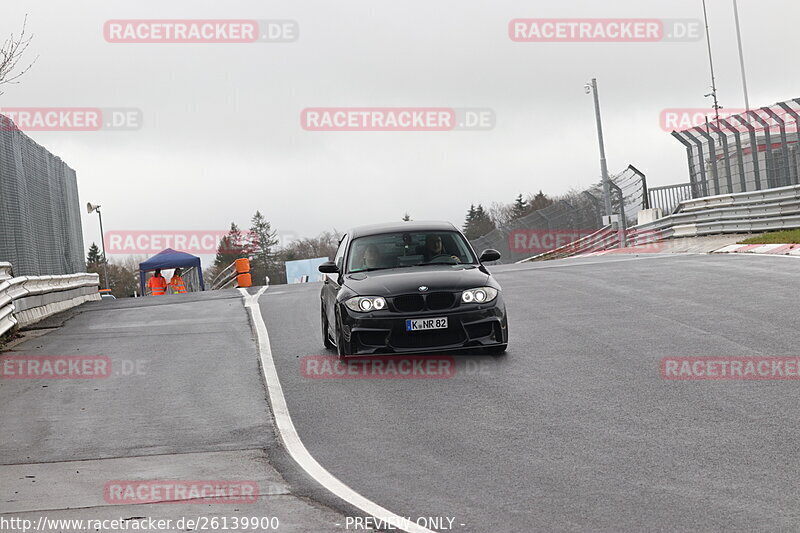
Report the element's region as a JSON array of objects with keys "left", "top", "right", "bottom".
[{"left": 342, "top": 265, "right": 490, "bottom": 296}]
